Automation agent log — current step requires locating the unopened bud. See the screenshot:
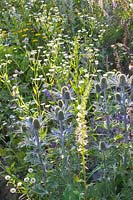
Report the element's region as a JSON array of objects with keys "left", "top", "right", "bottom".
[
  {"left": 119, "top": 74, "right": 127, "bottom": 87},
  {"left": 33, "top": 119, "right": 40, "bottom": 129},
  {"left": 100, "top": 77, "right": 108, "bottom": 90},
  {"left": 57, "top": 110, "right": 64, "bottom": 121}
]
